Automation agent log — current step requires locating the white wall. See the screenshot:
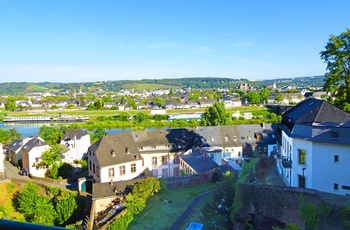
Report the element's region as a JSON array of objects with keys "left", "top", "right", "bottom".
[
  {"left": 26, "top": 145, "right": 51, "bottom": 178},
  {"left": 291, "top": 138, "right": 313, "bottom": 189},
  {"left": 312, "top": 142, "right": 350, "bottom": 195},
  {"left": 100, "top": 160, "right": 143, "bottom": 183}
]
